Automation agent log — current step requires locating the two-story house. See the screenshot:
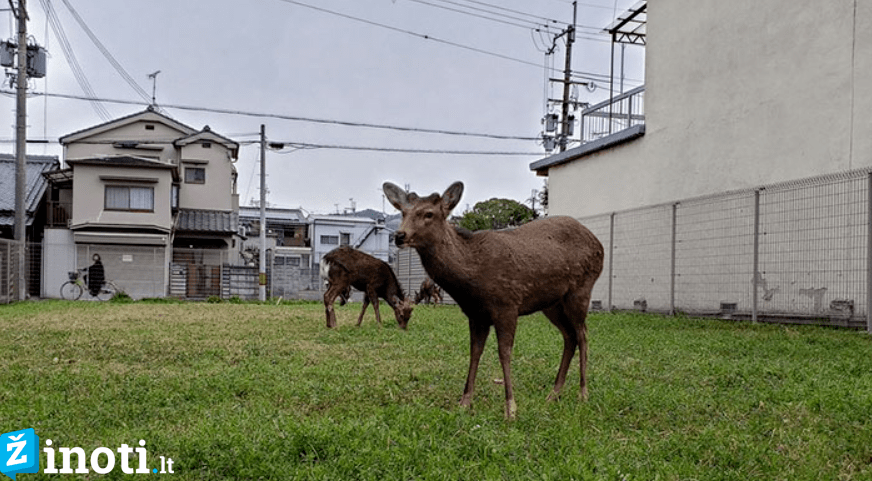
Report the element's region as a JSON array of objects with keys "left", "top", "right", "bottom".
[{"left": 44, "top": 107, "right": 240, "bottom": 299}]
